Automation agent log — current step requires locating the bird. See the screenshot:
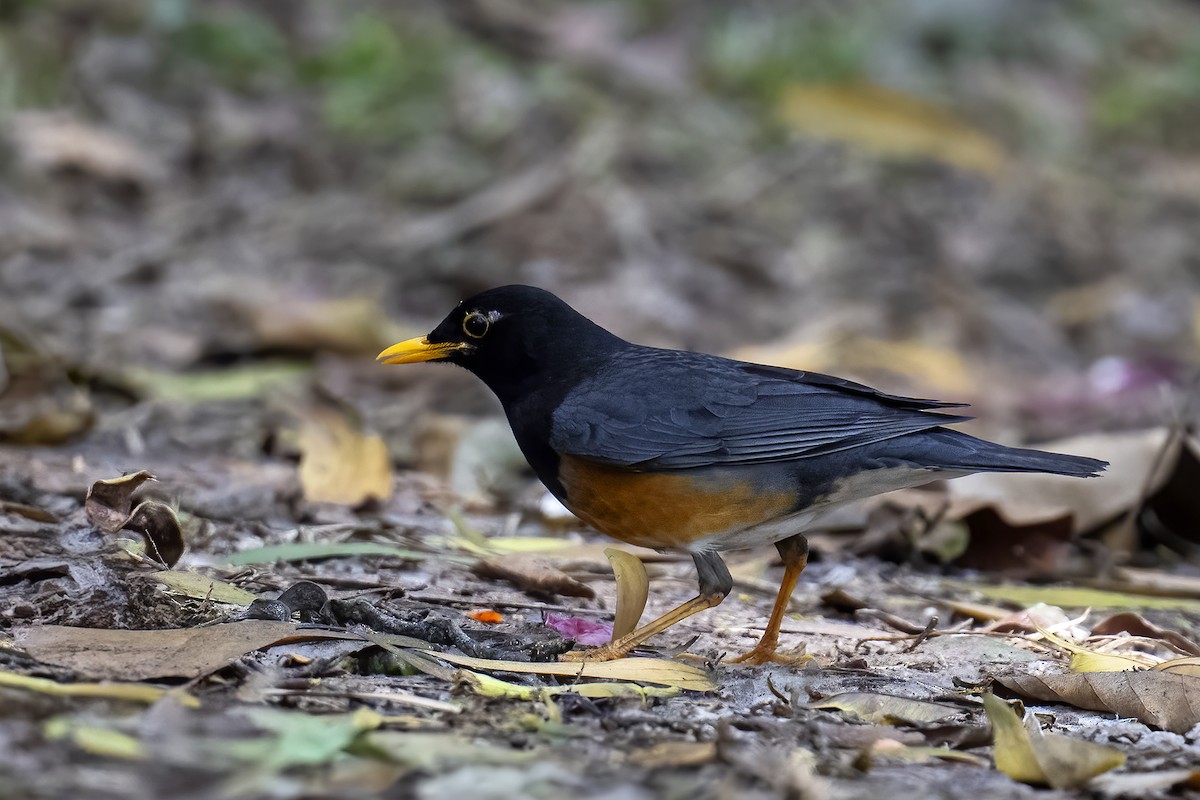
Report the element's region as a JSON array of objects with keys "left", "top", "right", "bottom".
[{"left": 378, "top": 285, "right": 1108, "bottom": 664}]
